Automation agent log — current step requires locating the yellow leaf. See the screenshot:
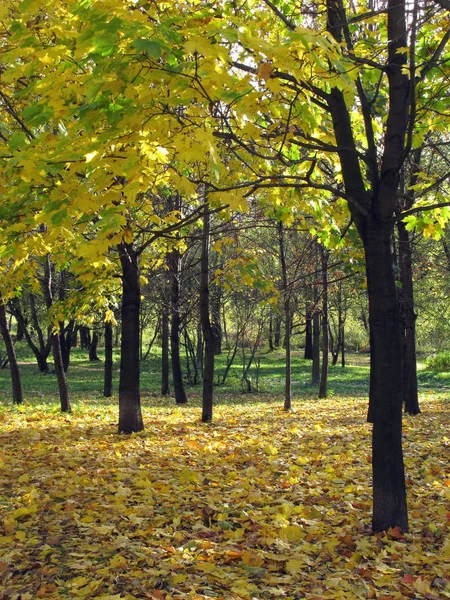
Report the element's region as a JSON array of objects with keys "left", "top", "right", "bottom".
[
  {"left": 285, "top": 558, "right": 305, "bottom": 573},
  {"left": 279, "top": 524, "right": 305, "bottom": 543},
  {"left": 179, "top": 468, "right": 199, "bottom": 484},
  {"left": 197, "top": 561, "right": 216, "bottom": 573},
  {"left": 109, "top": 555, "right": 127, "bottom": 569},
  {"left": 258, "top": 62, "right": 274, "bottom": 81},
  {"left": 13, "top": 506, "right": 37, "bottom": 520},
  {"left": 241, "top": 550, "right": 264, "bottom": 567}
]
